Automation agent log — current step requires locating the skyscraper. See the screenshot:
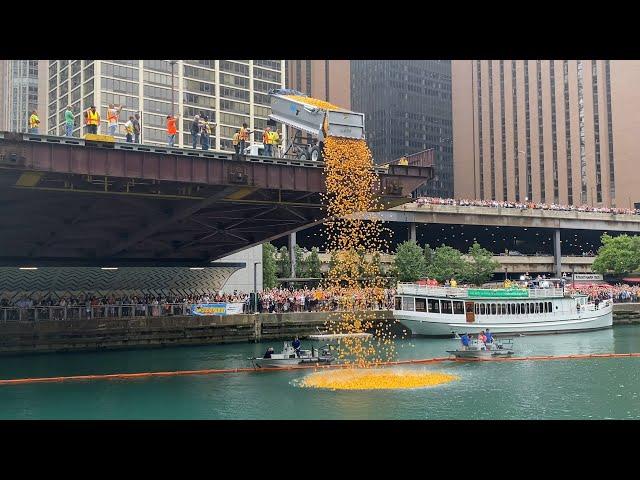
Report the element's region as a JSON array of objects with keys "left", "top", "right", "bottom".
[
  {"left": 0, "top": 60, "right": 47, "bottom": 133},
  {"left": 452, "top": 60, "right": 640, "bottom": 208},
  {"left": 47, "top": 60, "right": 285, "bottom": 149},
  {"left": 350, "top": 60, "right": 453, "bottom": 197}
]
